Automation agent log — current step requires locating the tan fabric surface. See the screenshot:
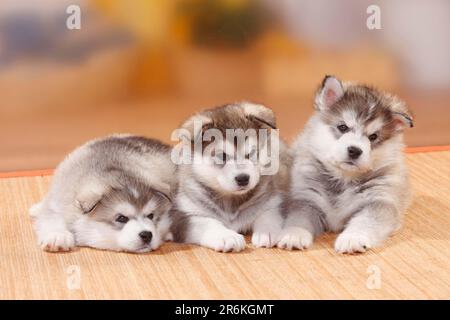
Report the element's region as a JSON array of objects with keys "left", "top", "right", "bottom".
[{"left": 0, "top": 151, "right": 449, "bottom": 299}]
